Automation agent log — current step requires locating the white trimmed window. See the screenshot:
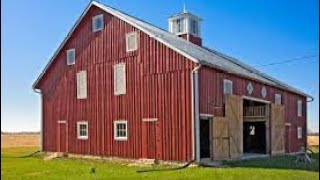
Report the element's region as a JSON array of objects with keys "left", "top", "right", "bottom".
[
  {"left": 223, "top": 79, "right": 233, "bottom": 95},
  {"left": 275, "top": 94, "right": 282, "bottom": 105},
  {"left": 92, "top": 14, "right": 104, "bottom": 32},
  {"left": 77, "top": 121, "right": 88, "bottom": 139},
  {"left": 126, "top": 32, "right": 138, "bottom": 52},
  {"left": 114, "top": 120, "right": 128, "bottom": 141},
  {"left": 297, "top": 100, "right": 302, "bottom": 117},
  {"left": 76, "top": 71, "right": 87, "bottom": 99},
  {"left": 66, "top": 49, "right": 75, "bottom": 65},
  {"left": 297, "top": 127, "right": 302, "bottom": 139},
  {"left": 114, "top": 64, "right": 126, "bottom": 95}
]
